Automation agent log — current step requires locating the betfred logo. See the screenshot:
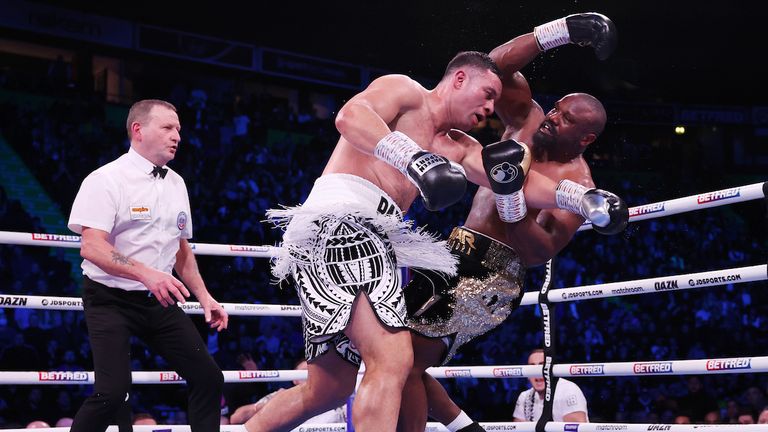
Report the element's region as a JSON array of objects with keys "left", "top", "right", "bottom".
[
  {"left": 159, "top": 372, "right": 184, "bottom": 381},
  {"left": 492, "top": 367, "right": 523, "bottom": 377},
  {"left": 445, "top": 369, "right": 472, "bottom": 378},
  {"left": 629, "top": 203, "right": 665, "bottom": 218},
  {"left": 39, "top": 371, "right": 89, "bottom": 381},
  {"left": 706, "top": 358, "right": 751, "bottom": 371},
  {"left": 239, "top": 371, "right": 280, "bottom": 379},
  {"left": 569, "top": 364, "right": 604, "bottom": 375},
  {"left": 697, "top": 188, "right": 740, "bottom": 204},
  {"left": 633, "top": 362, "right": 673, "bottom": 374},
  {"left": 31, "top": 233, "right": 81, "bottom": 243}
]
